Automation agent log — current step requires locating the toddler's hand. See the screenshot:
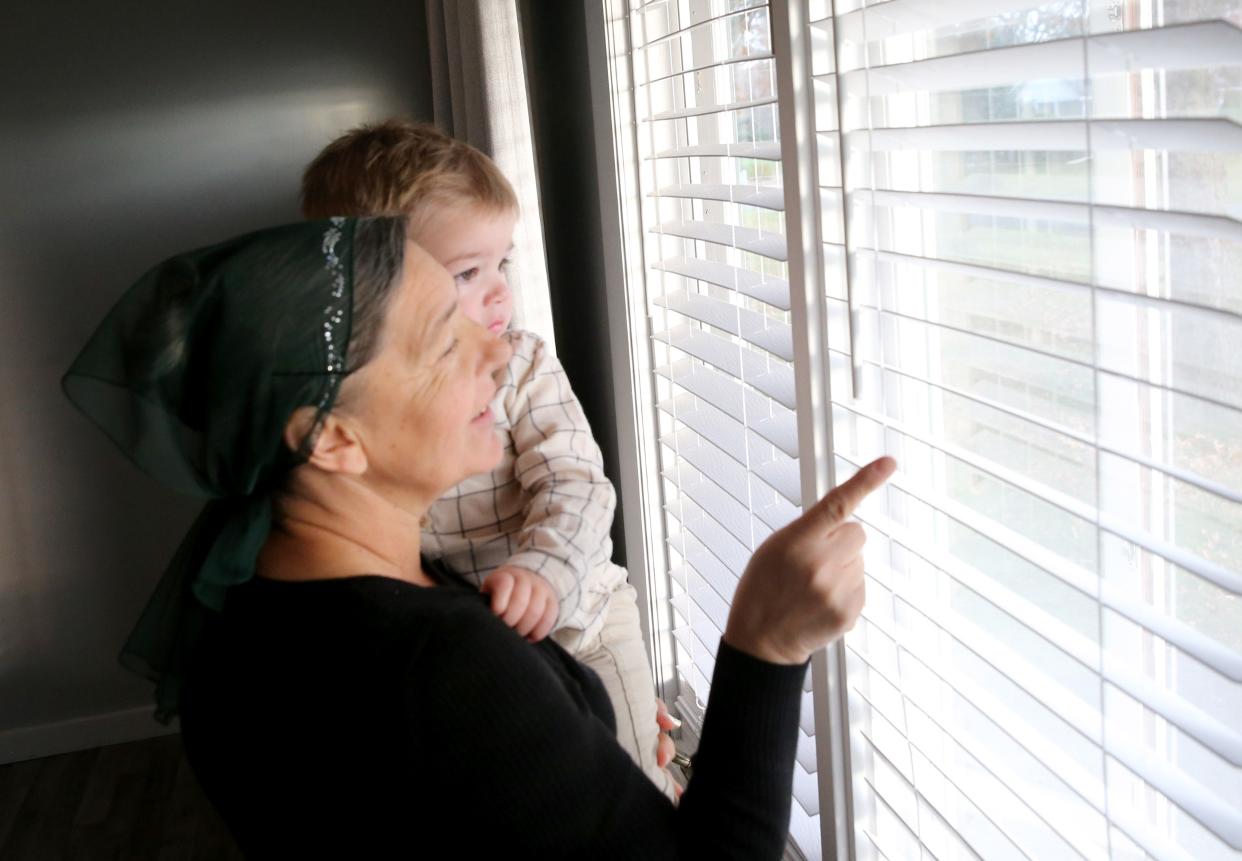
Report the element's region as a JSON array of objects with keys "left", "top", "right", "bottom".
[
  {"left": 654, "top": 697, "right": 679, "bottom": 769},
  {"left": 654, "top": 698, "right": 684, "bottom": 801},
  {"left": 482, "top": 566, "right": 560, "bottom": 642}
]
